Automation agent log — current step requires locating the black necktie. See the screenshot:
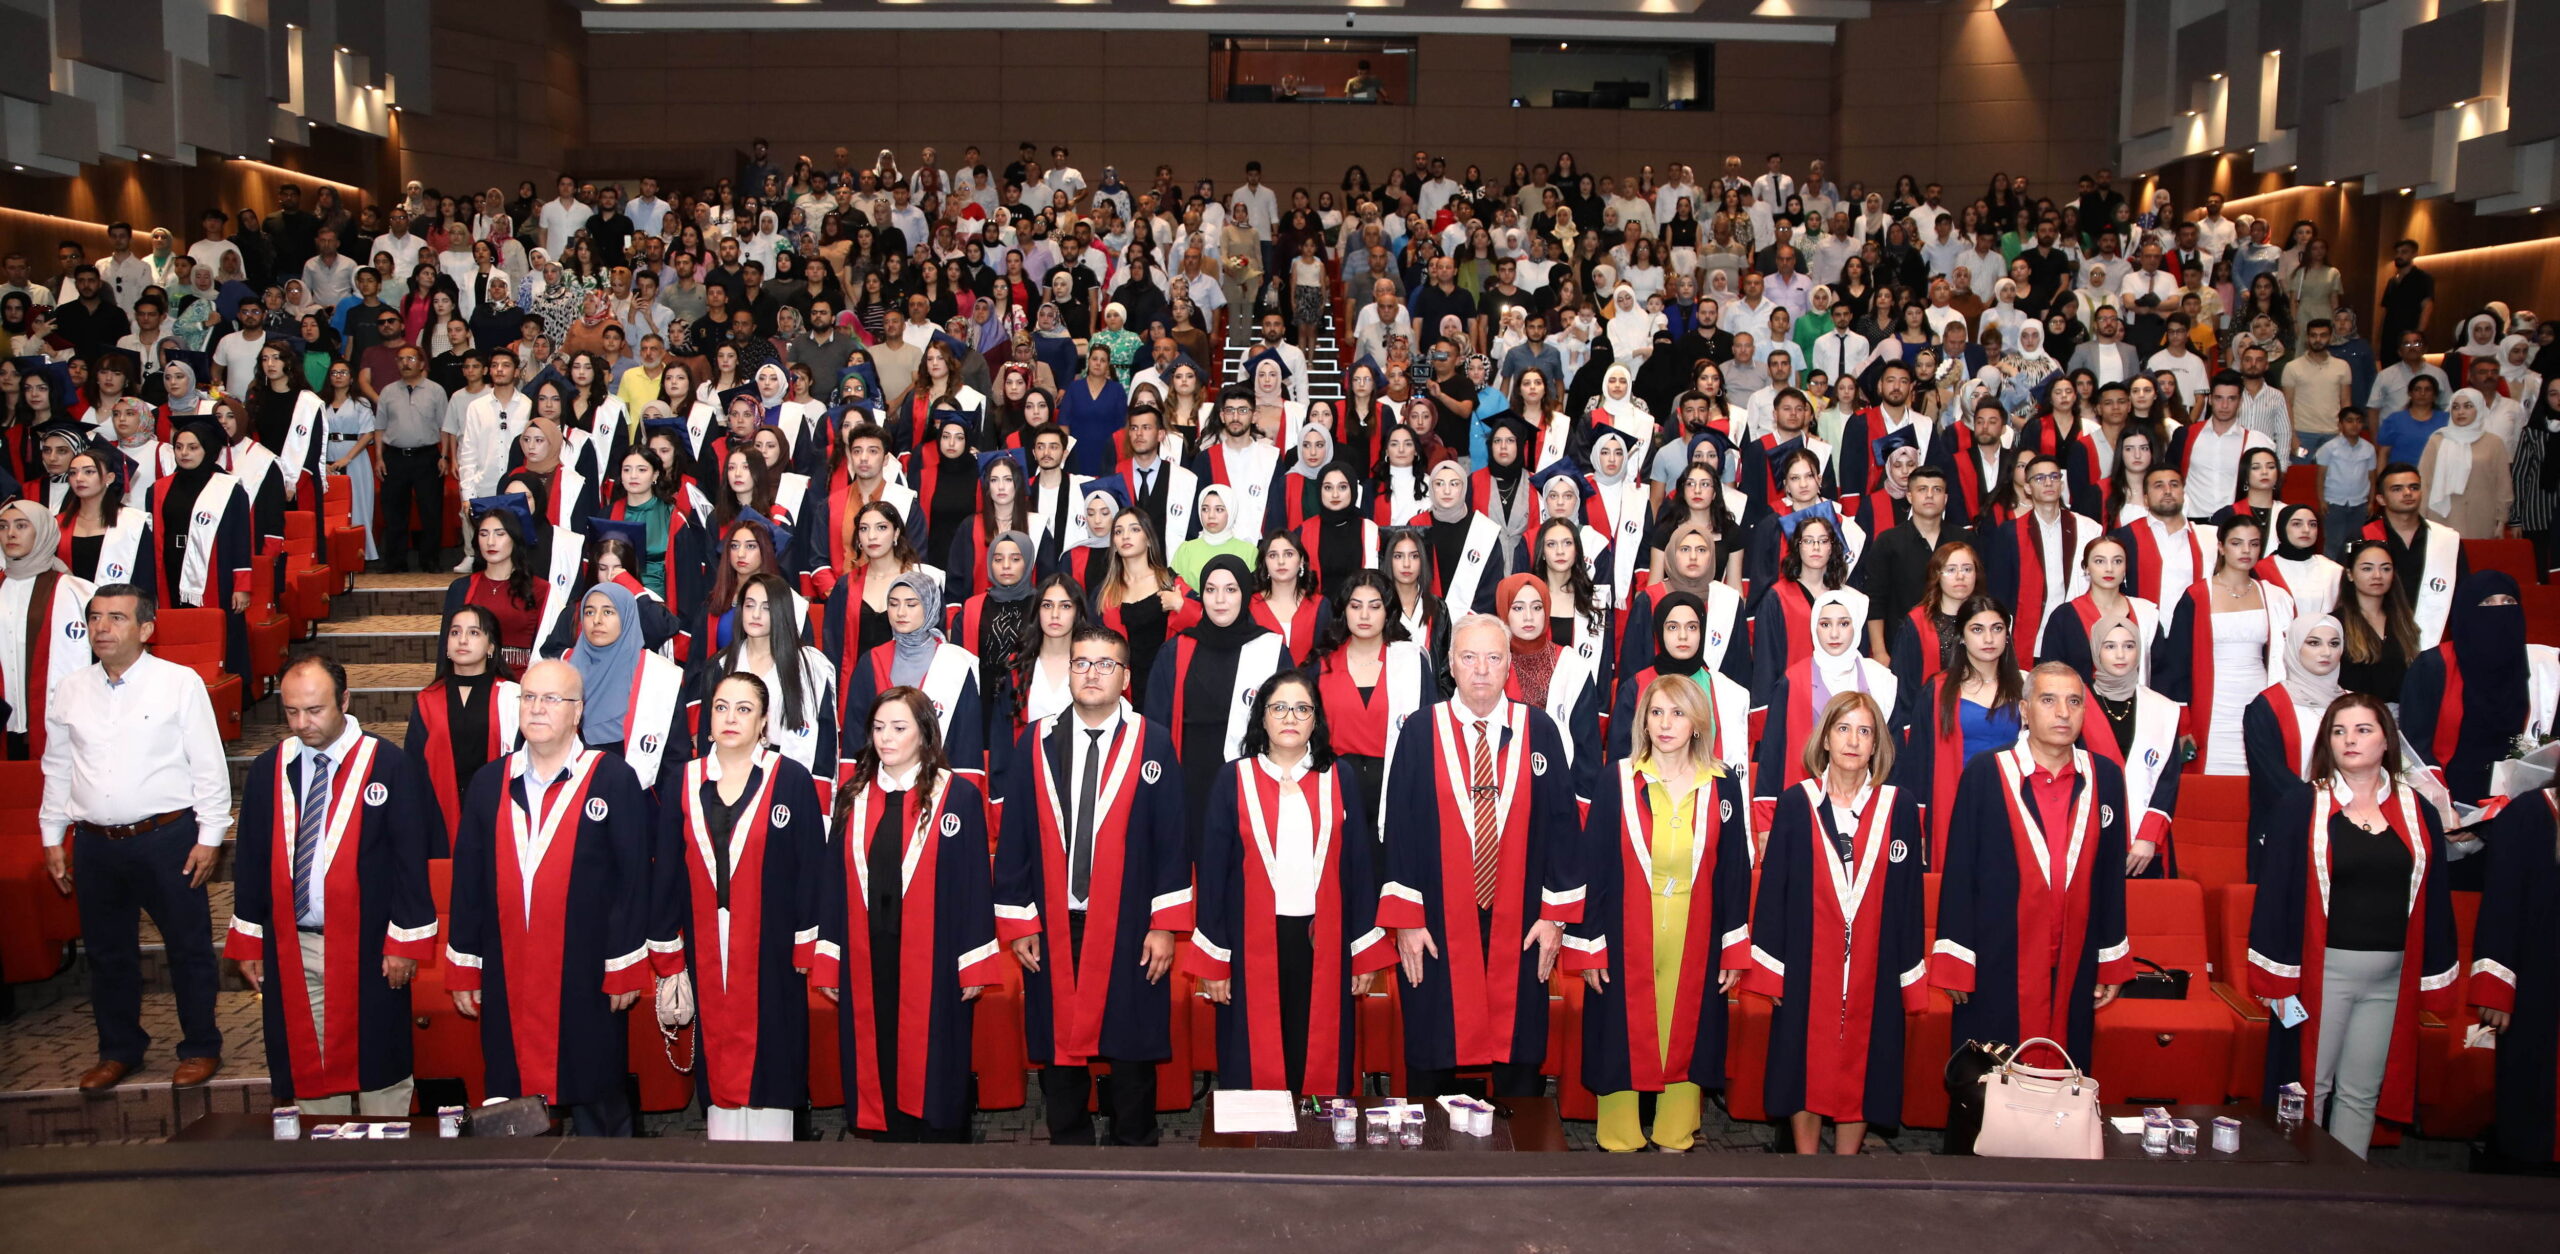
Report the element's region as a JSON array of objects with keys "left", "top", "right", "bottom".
[
  {"left": 867, "top": 789, "right": 903, "bottom": 921},
  {"left": 1137, "top": 467, "right": 1154, "bottom": 501},
  {"left": 1070, "top": 728, "right": 1104, "bottom": 903}
]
